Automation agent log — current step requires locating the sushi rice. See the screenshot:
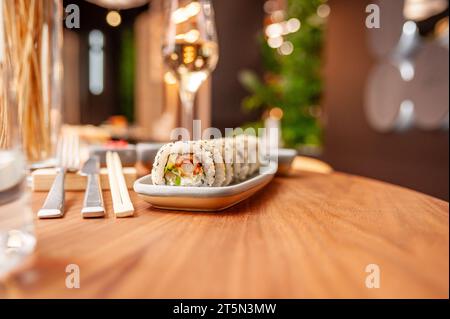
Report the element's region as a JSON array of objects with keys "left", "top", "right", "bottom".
[{"left": 151, "top": 135, "right": 261, "bottom": 187}]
